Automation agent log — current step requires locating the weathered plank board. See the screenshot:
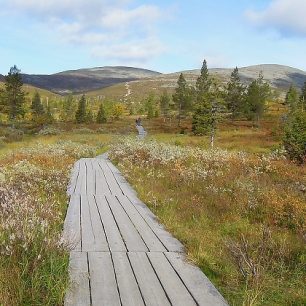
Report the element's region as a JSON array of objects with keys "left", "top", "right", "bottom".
[
  {"left": 112, "top": 252, "right": 144, "bottom": 306},
  {"left": 165, "top": 252, "right": 228, "bottom": 306},
  {"left": 65, "top": 252, "right": 90, "bottom": 306},
  {"left": 88, "top": 252, "right": 121, "bottom": 306},
  {"left": 63, "top": 194, "right": 81, "bottom": 251},
  {"left": 106, "top": 195, "right": 148, "bottom": 252},
  {"left": 128, "top": 252, "right": 171, "bottom": 306},
  {"left": 95, "top": 195, "right": 126, "bottom": 252},
  {"left": 147, "top": 252, "right": 197, "bottom": 306}
]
